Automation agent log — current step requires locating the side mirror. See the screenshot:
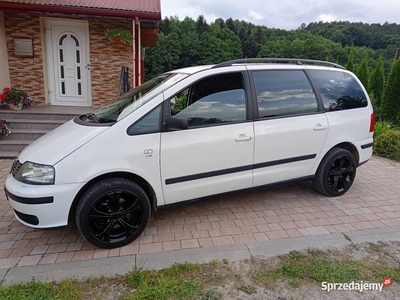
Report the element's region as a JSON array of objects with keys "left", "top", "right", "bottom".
[{"left": 165, "top": 116, "right": 188, "bottom": 131}]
